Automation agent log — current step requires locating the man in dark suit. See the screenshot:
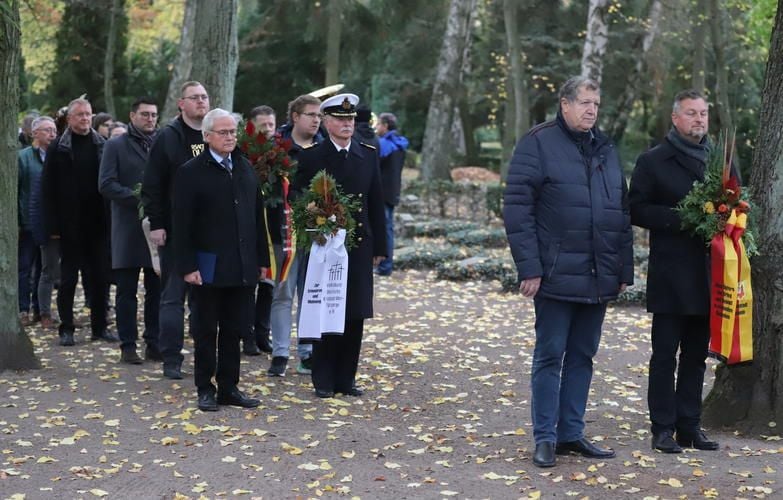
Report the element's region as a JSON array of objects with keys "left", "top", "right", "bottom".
[
  {"left": 172, "top": 108, "right": 269, "bottom": 411},
  {"left": 294, "top": 93, "right": 387, "bottom": 399},
  {"left": 42, "top": 98, "right": 118, "bottom": 346},
  {"left": 629, "top": 89, "right": 720, "bottom": 454},
  {"left": 99, "top": 97, "right": 162, "bottom": 364}
]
